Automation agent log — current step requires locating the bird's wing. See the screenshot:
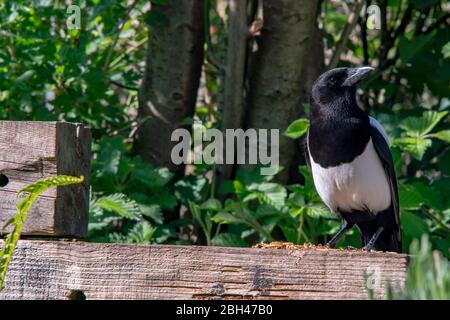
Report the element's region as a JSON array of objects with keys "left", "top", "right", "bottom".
[
  {"left": 304, "top": 129, "right": 311, "bottom": 168},
  {"left": 369, "top": 118, "right": 401, "bottom": 242}
]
